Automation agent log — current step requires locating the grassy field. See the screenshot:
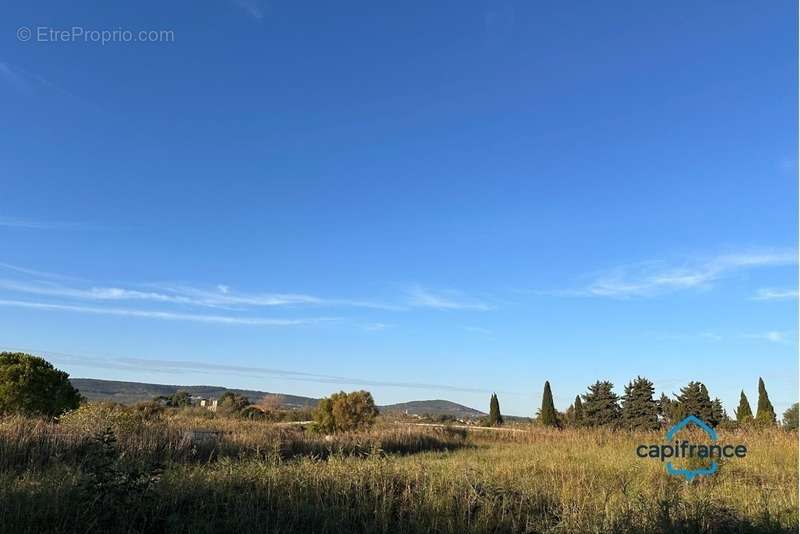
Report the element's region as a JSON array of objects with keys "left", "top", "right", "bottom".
[{"left": 0, "top": 409, "right": 796, "bottom": 533}]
